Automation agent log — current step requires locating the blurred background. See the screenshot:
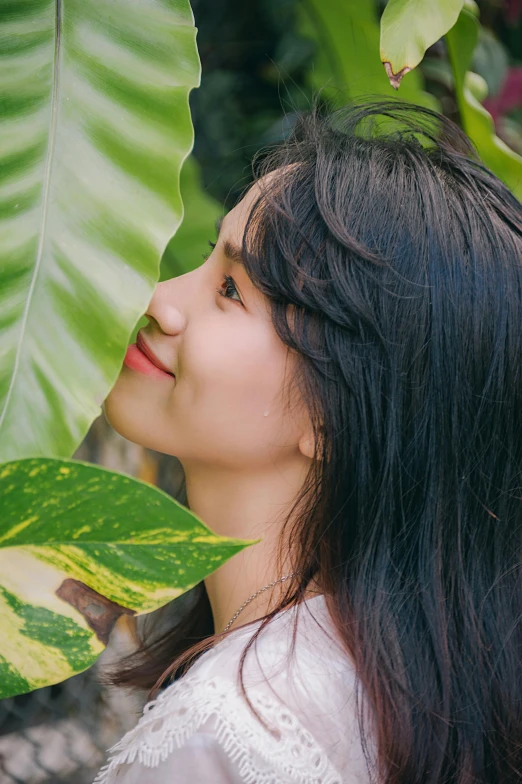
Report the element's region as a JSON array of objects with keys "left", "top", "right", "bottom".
[{"left": 1, "top": 0, "right": 522, "bottom": 780}]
